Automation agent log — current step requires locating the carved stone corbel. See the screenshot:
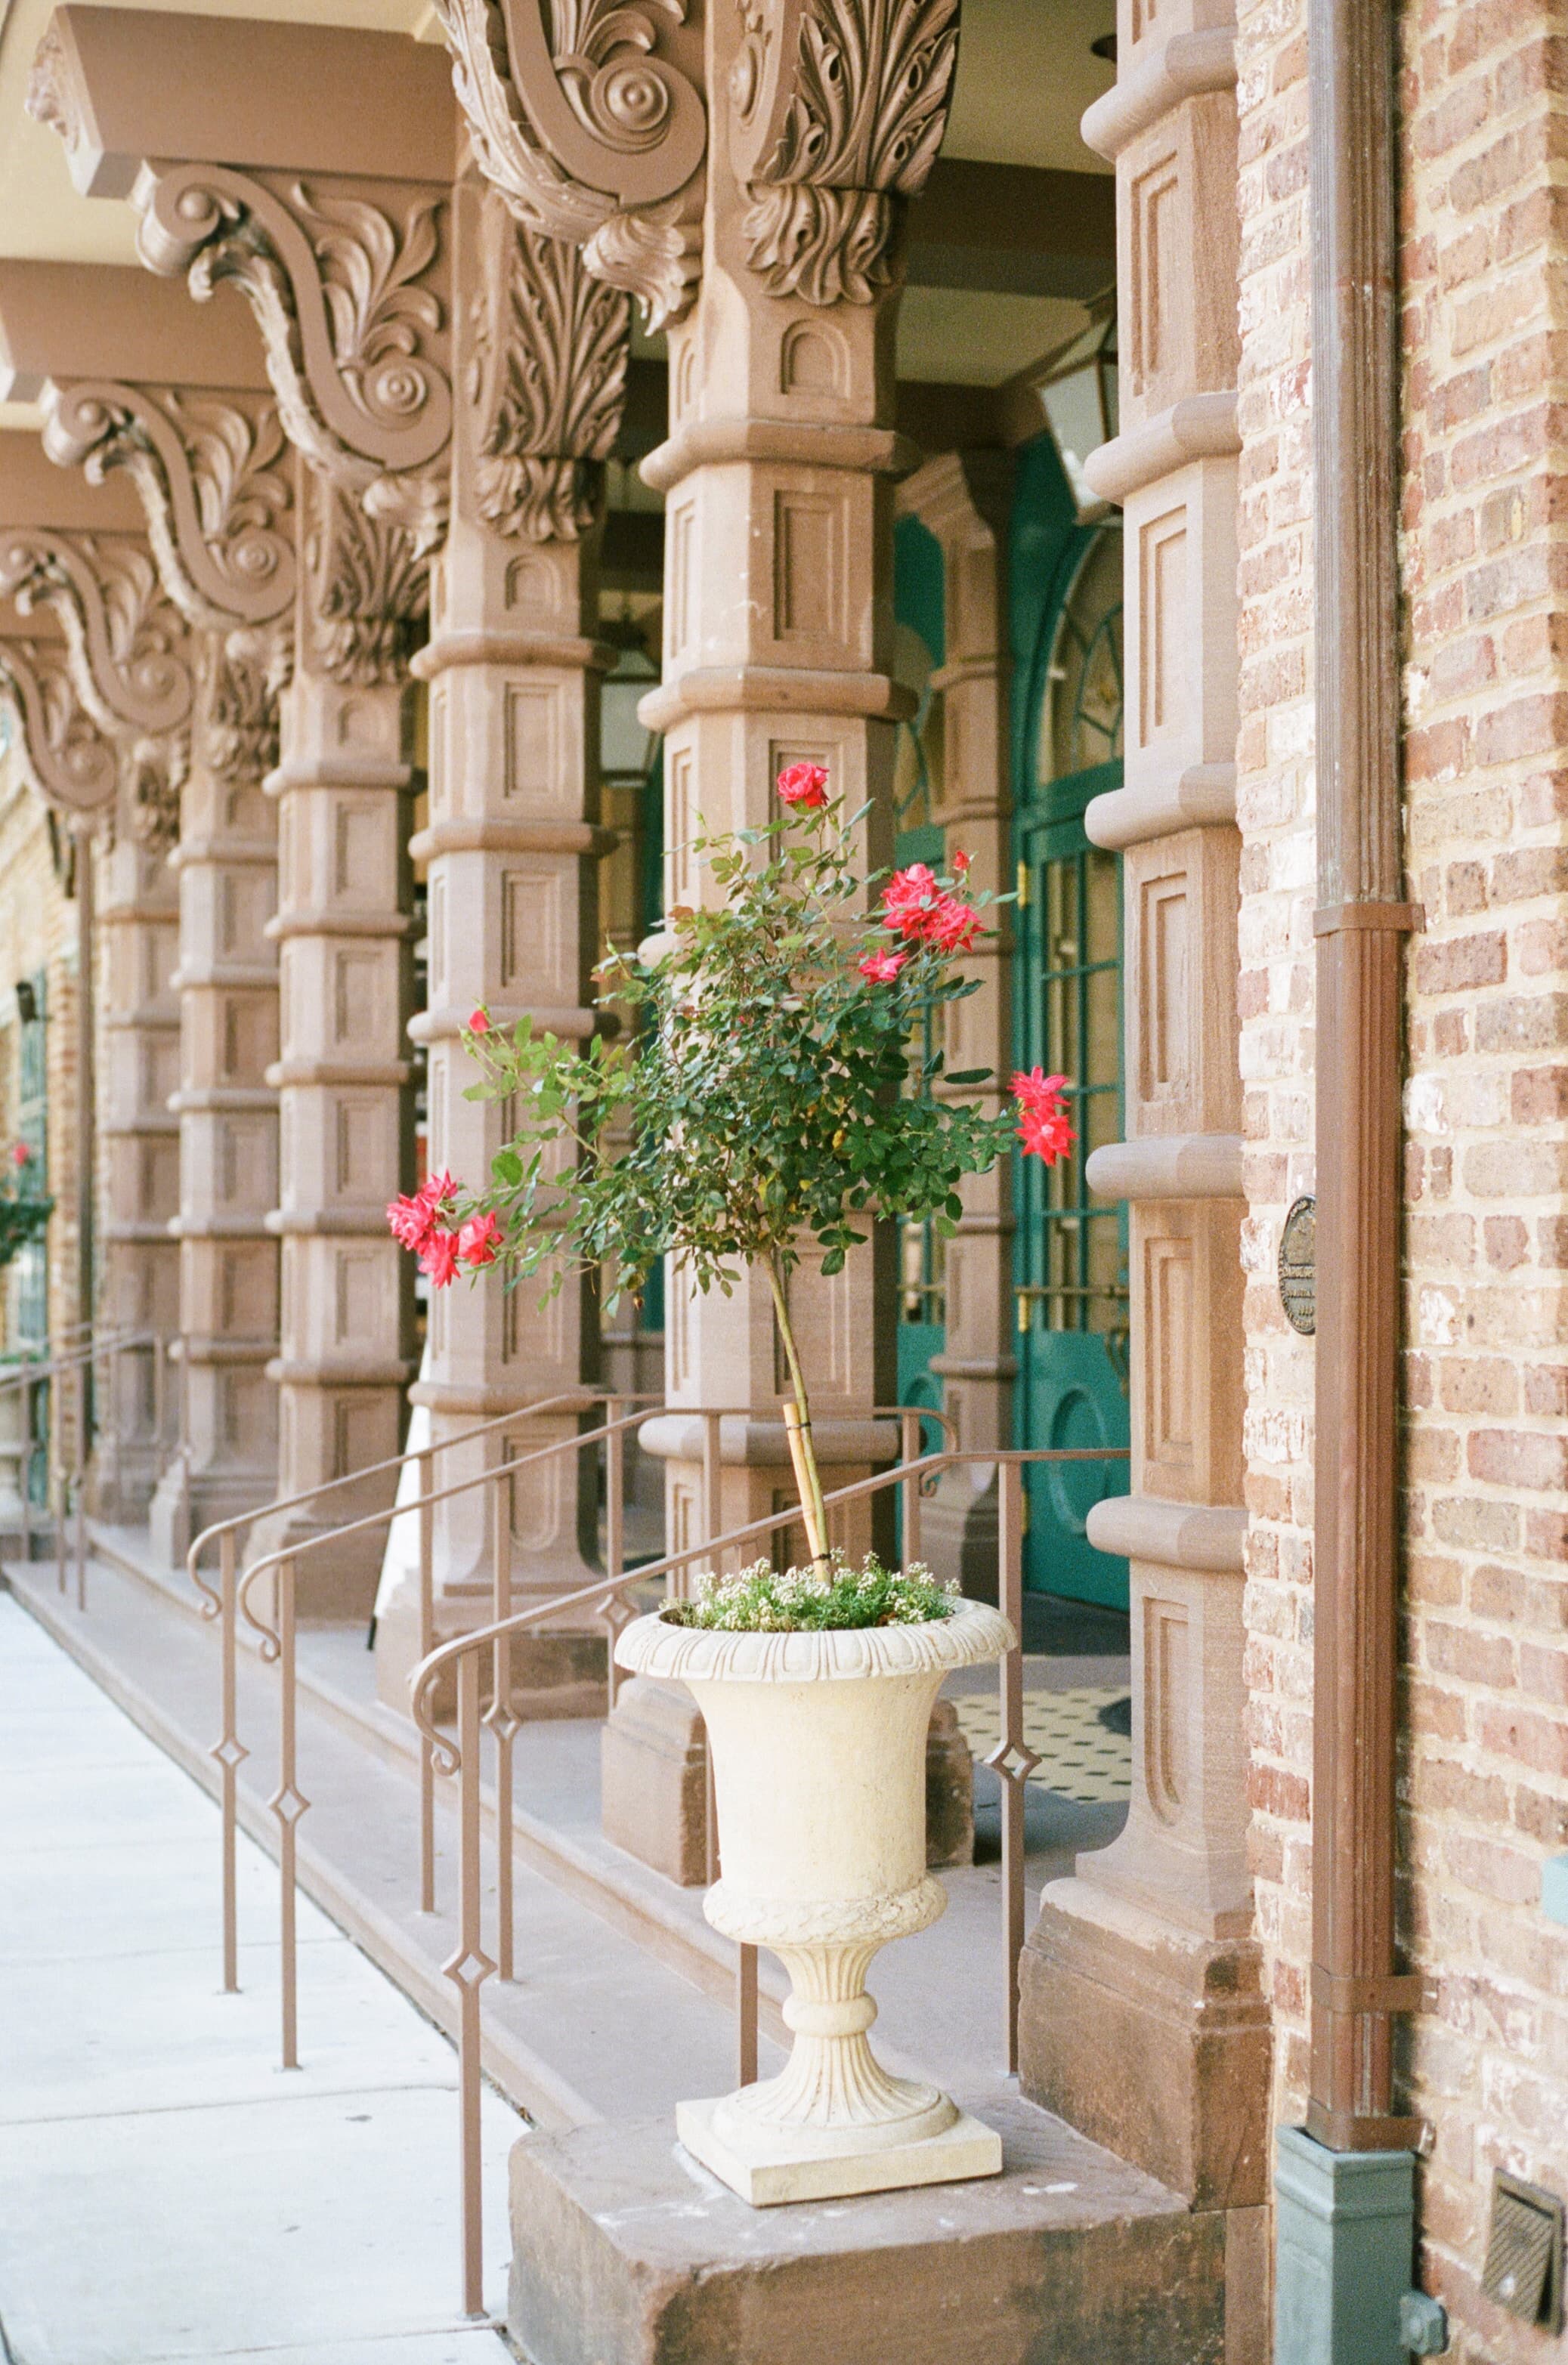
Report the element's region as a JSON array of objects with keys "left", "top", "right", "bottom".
[
  {"left": 433, "top": 0, "right": 707, "bottom": 329},
  {"left": 43, "top": 381, "right": 296, "bottom": 632},
  {"left": 0, "top": 528, "right": 194, "bottom": 747},
  {"left": 730, "top": 0, "right": 960, "bottom": 305},
  {"left": 467, "top": 188, "right": 629, "bottom": 539},
  {"left": 123, "top": 159, "right": 453, "bottom": 543},
  {"left": 0, "top": 629, "right": 122, "bottom": 813}
]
